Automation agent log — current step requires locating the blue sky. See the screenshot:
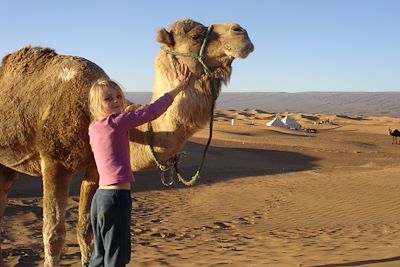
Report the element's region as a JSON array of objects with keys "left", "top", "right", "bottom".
[{"left": 1, "top": 0, "right": 399, "bottom": 92}]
